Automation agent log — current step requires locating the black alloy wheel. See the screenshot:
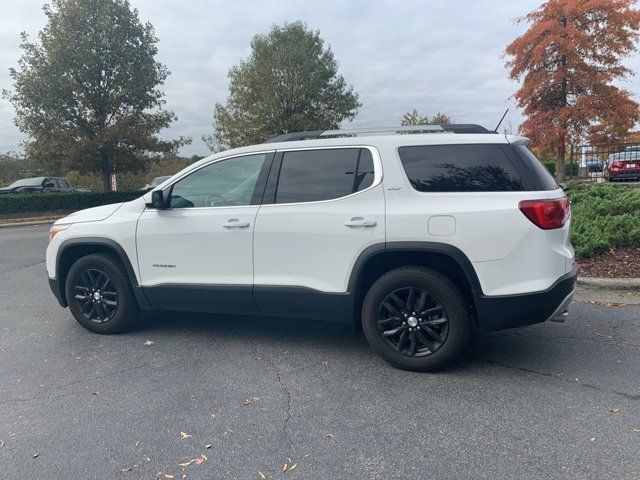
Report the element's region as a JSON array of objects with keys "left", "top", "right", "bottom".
[
  {"left": 72, "top": 268, "right": 118, "bottom": 323},
  {"left": 377, "top": 287, "right": 449, "bottom": 357}
]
